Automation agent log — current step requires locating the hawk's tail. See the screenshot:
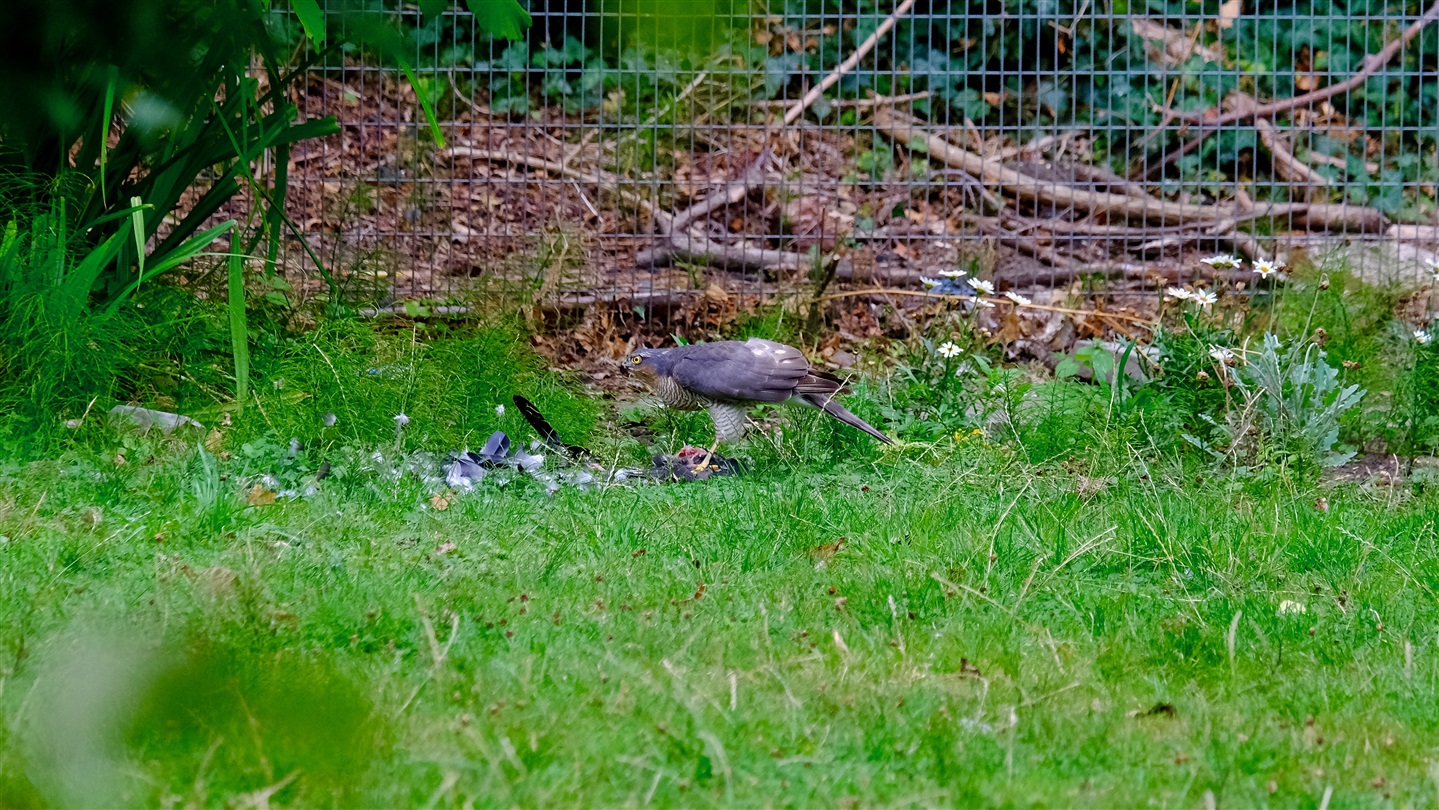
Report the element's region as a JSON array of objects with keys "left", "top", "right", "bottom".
[{"left": 801, "top": 393, "right": 893, "bottom": 445}]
